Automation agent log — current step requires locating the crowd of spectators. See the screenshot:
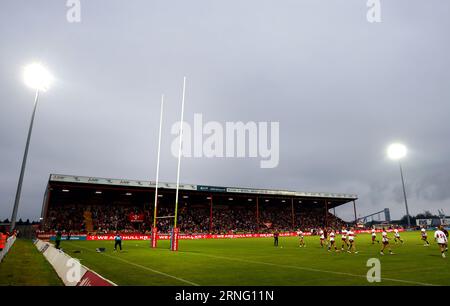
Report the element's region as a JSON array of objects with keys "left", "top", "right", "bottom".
[
  {"left": 44, "top": 205, "right": 86, "bottom": 232},
  {"left": 177, "top": 206, "right": 258, "bottom": 234},
  {"left": 43, "top": 205, "right": 151, "bottom": 234},
  {"left": 295, "top": 210, "right": 346, "bottom": 231},
  {"left": 90, "top": 205, "right": 152, "bottom": 233},
  {"left": 42, "top": 202, "right": 347, "bottom": 234}
]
